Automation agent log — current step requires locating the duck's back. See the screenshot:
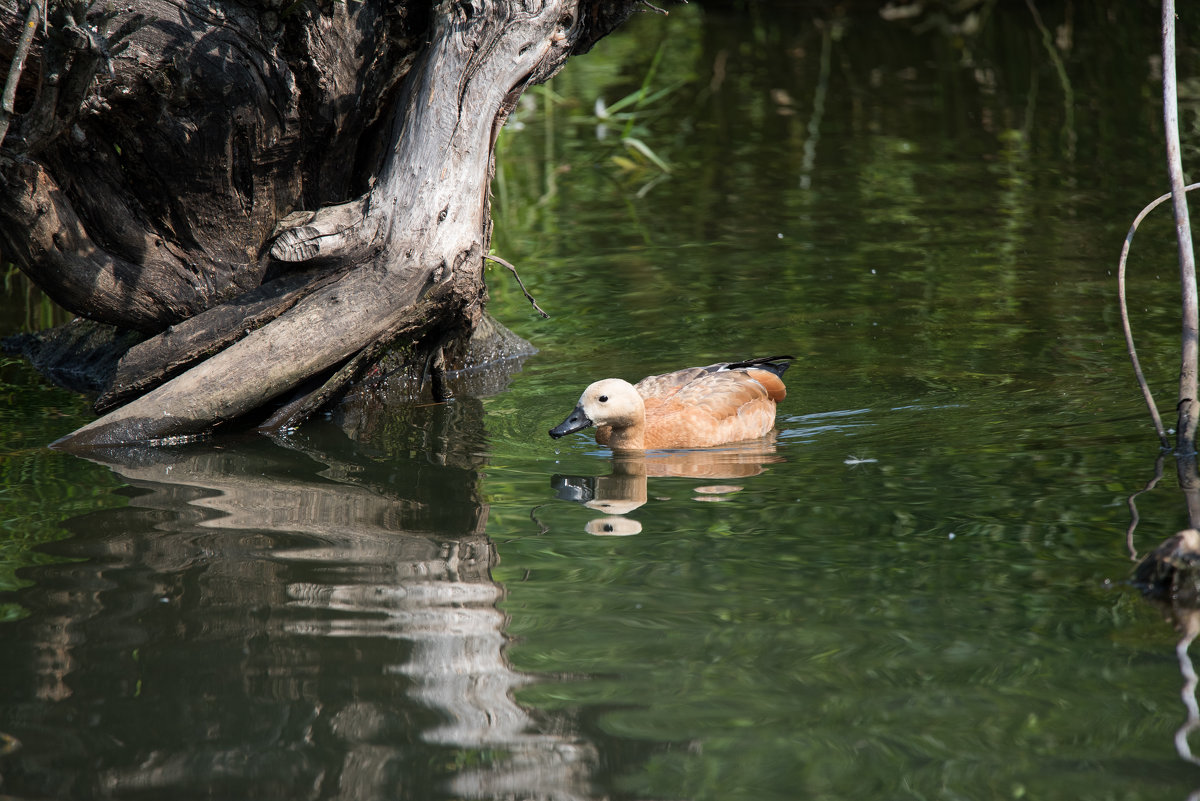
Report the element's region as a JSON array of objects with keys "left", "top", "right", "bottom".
[
  {"left": 635, "top": 357, "right": 789, "bottom": 401},
  {"left": 638, "top": 366, "right": 788, "bottom": 449},
  {"left": 634, "top": 366, "right": 714, "bottom": 400}
]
